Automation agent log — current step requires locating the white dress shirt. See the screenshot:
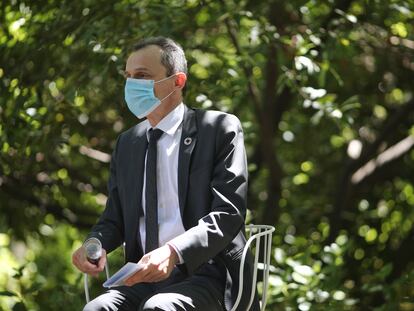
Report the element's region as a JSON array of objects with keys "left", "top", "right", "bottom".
[{"left": 139, "top": 103, "right": 186, "bottom": 258}]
